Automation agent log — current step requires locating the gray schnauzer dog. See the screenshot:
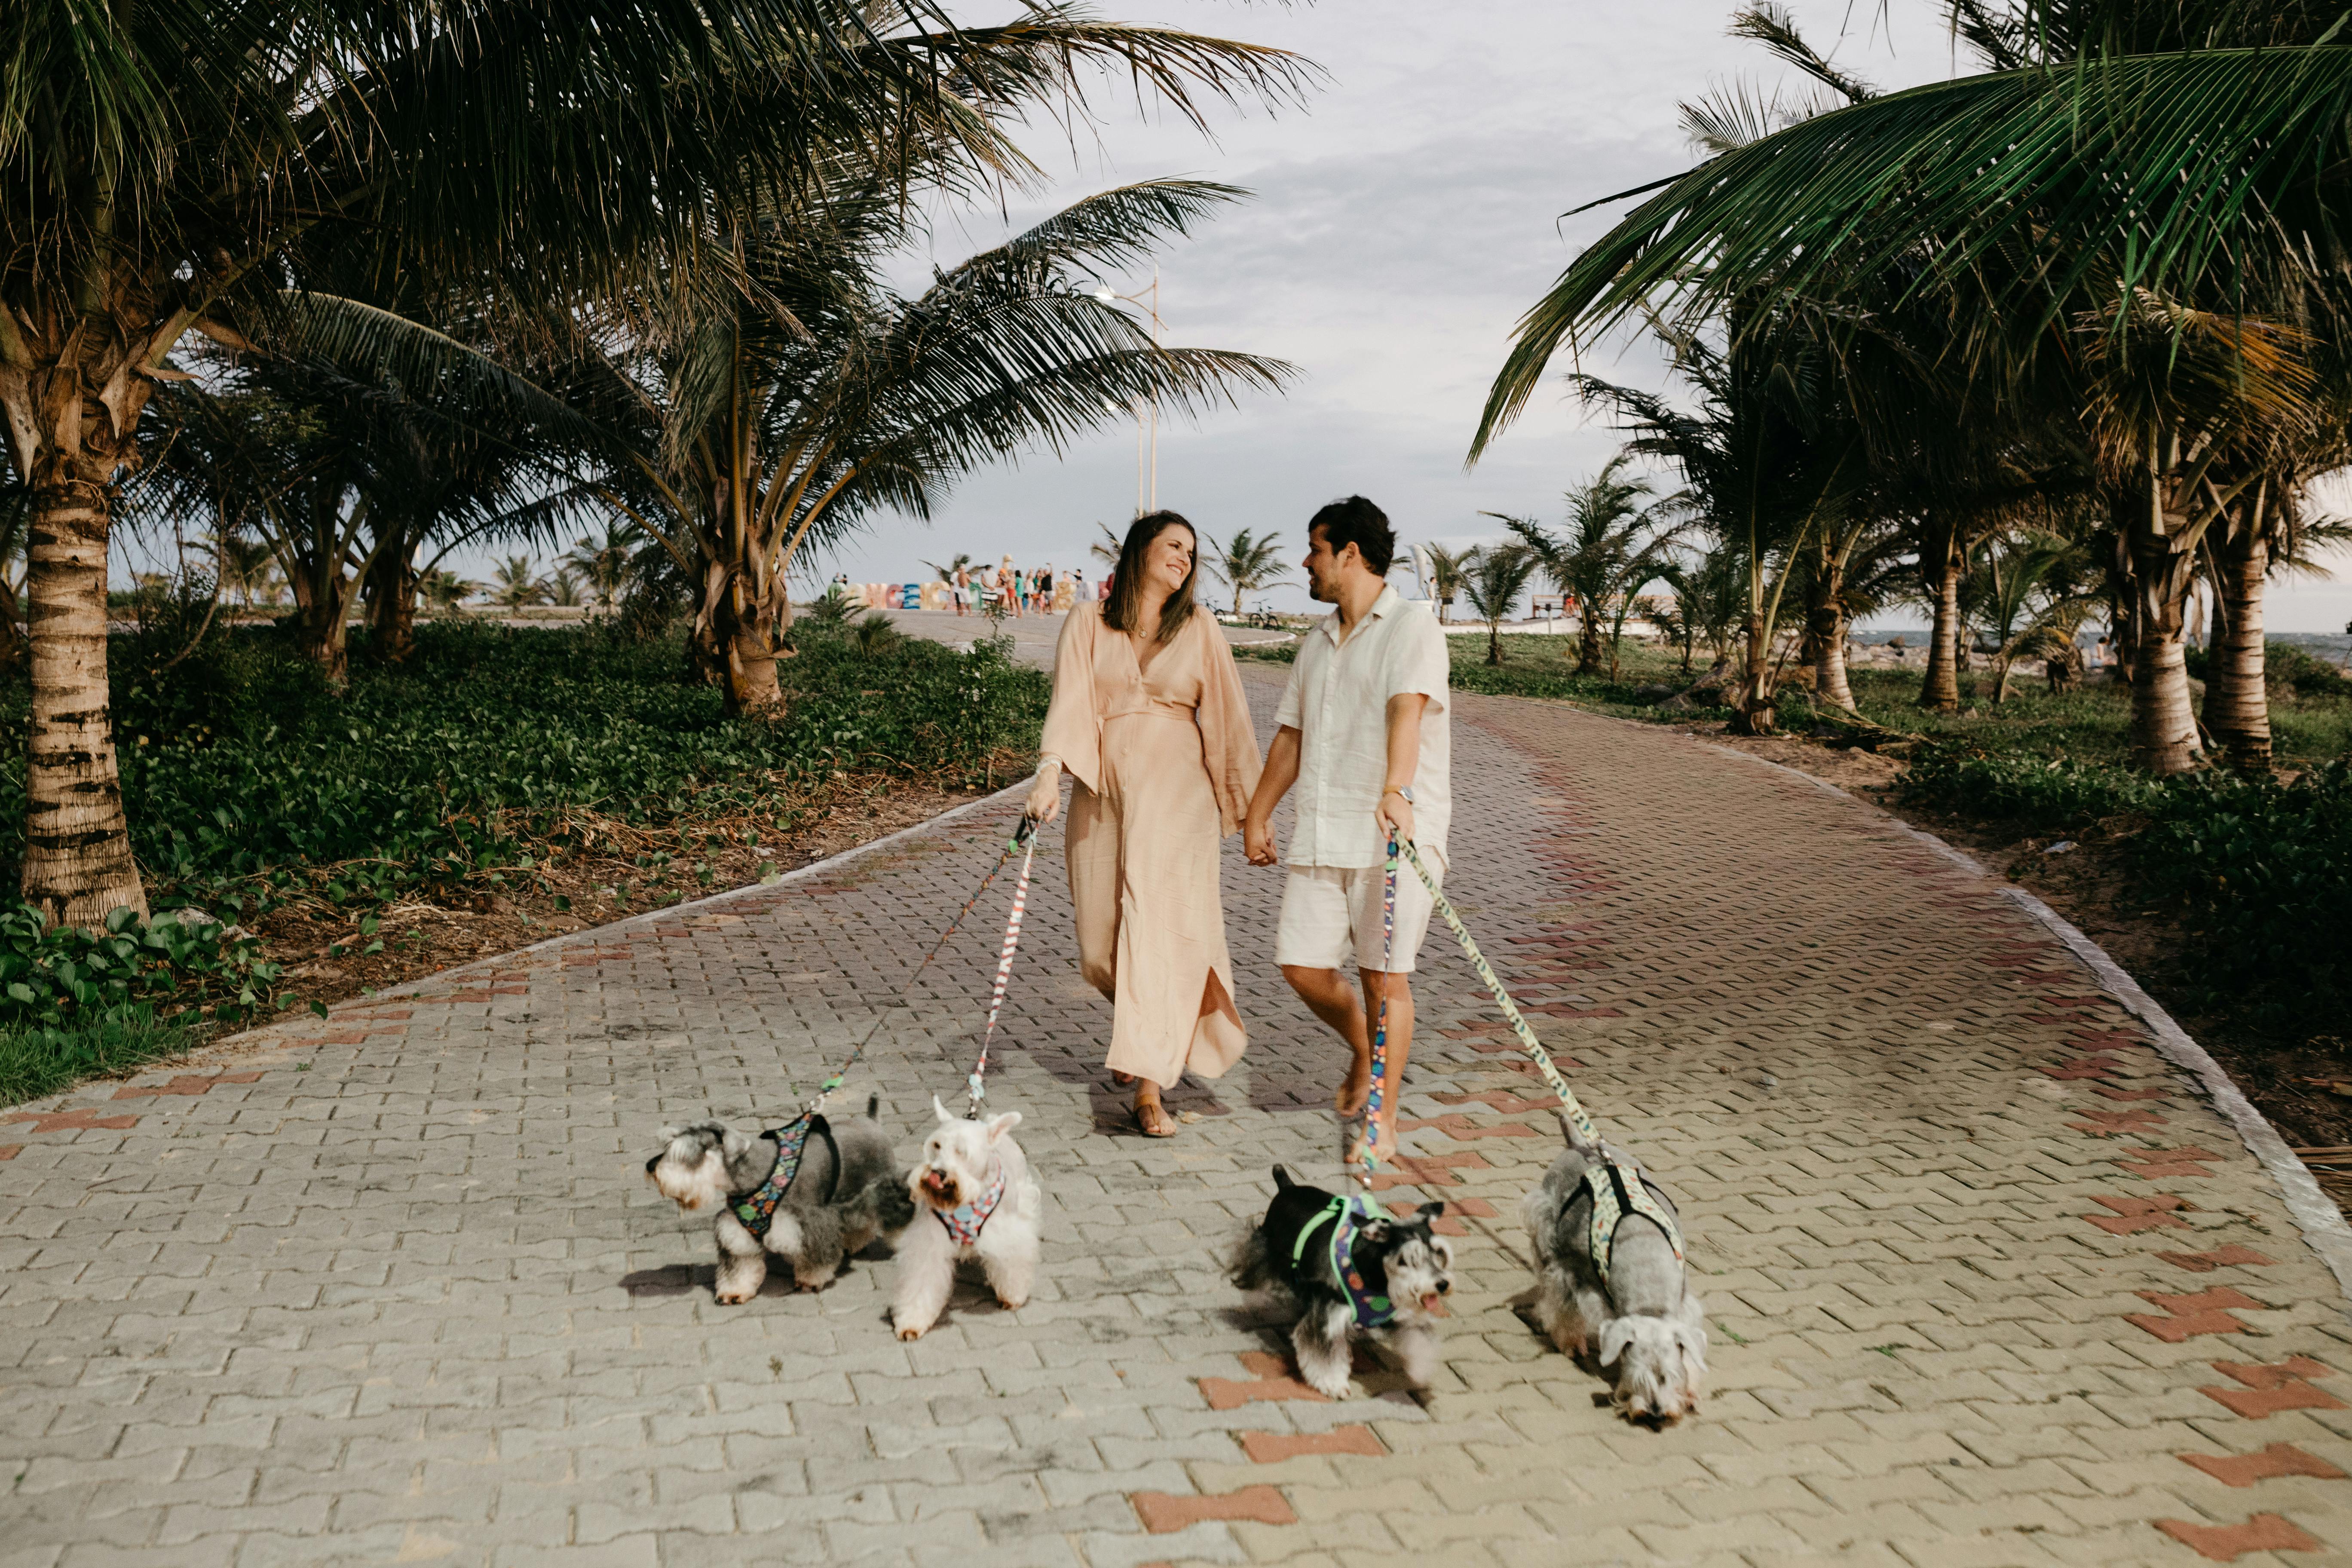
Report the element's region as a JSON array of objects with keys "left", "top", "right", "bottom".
[
  {"left": 1520, "top": 1112, "right": 1707, "bottom": 1423},
  {"left": 1229, "top": 1165, "right": 1453, "bottom": 1399},
  {"left": 645, "top": 1096, "right": 914, "bottom": 1302}
]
